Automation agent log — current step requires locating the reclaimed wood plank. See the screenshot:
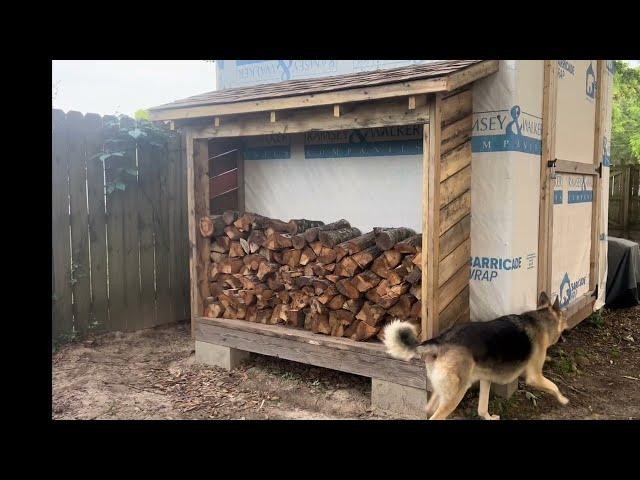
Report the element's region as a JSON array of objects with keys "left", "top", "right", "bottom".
[
  {"left": 84, "top": 113, "right": 108, "bottom": 331},
  {"left": 52, "top": 109, "right": 73, "bottom": 338},
  {"left": 195, "top": 317, "right": 427, "bottom": 389},
  {"left": 67, "top": 111, "right": 91, "bottom": 334}
]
